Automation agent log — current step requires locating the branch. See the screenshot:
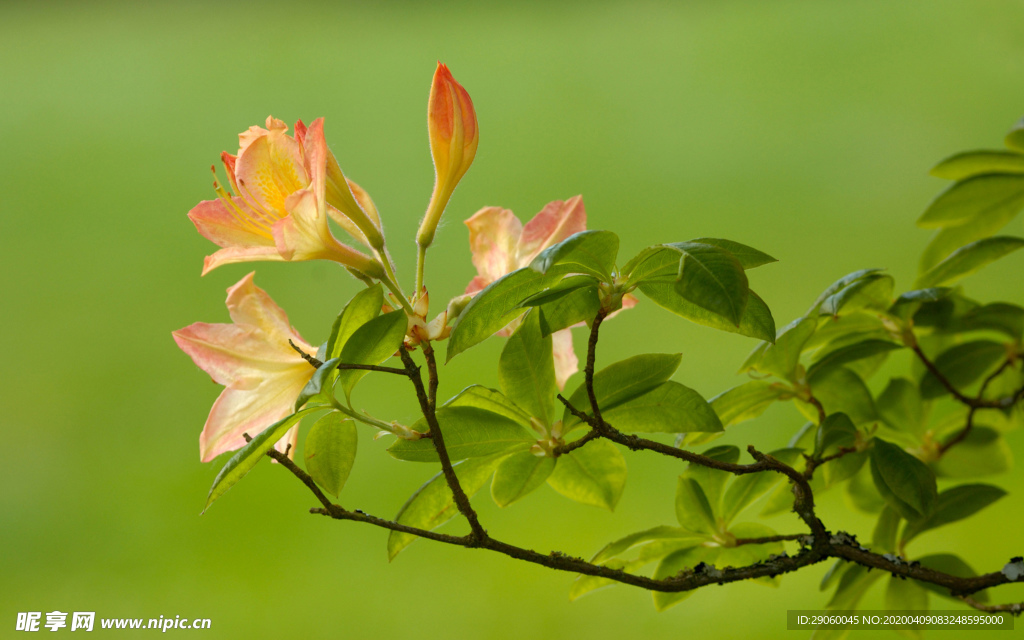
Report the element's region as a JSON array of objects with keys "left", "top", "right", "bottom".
[
  {"left": 957, "top": 596, "right": 1024, "bottom": 615},
  {"left": 910, "top": 345, "right": 1011, "bottom": 409},
  {"left": 398, "top": 346, "right": 487, "bottom": 541}
]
